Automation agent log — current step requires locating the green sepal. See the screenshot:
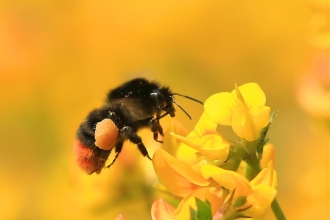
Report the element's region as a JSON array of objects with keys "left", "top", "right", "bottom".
[
  {"left": 190, "top": 198, "right": 212, "bottom": 220},
  {"left": 233, "top": 196, "right": 247, "bottom": 208}
]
